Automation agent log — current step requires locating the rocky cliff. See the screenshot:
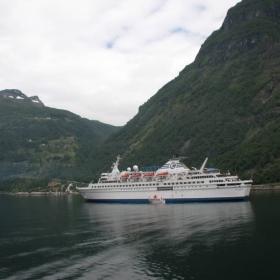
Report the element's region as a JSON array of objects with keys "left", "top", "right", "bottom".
[{"left": 0, "top": 89, "right": 45, "bottom": 107}]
